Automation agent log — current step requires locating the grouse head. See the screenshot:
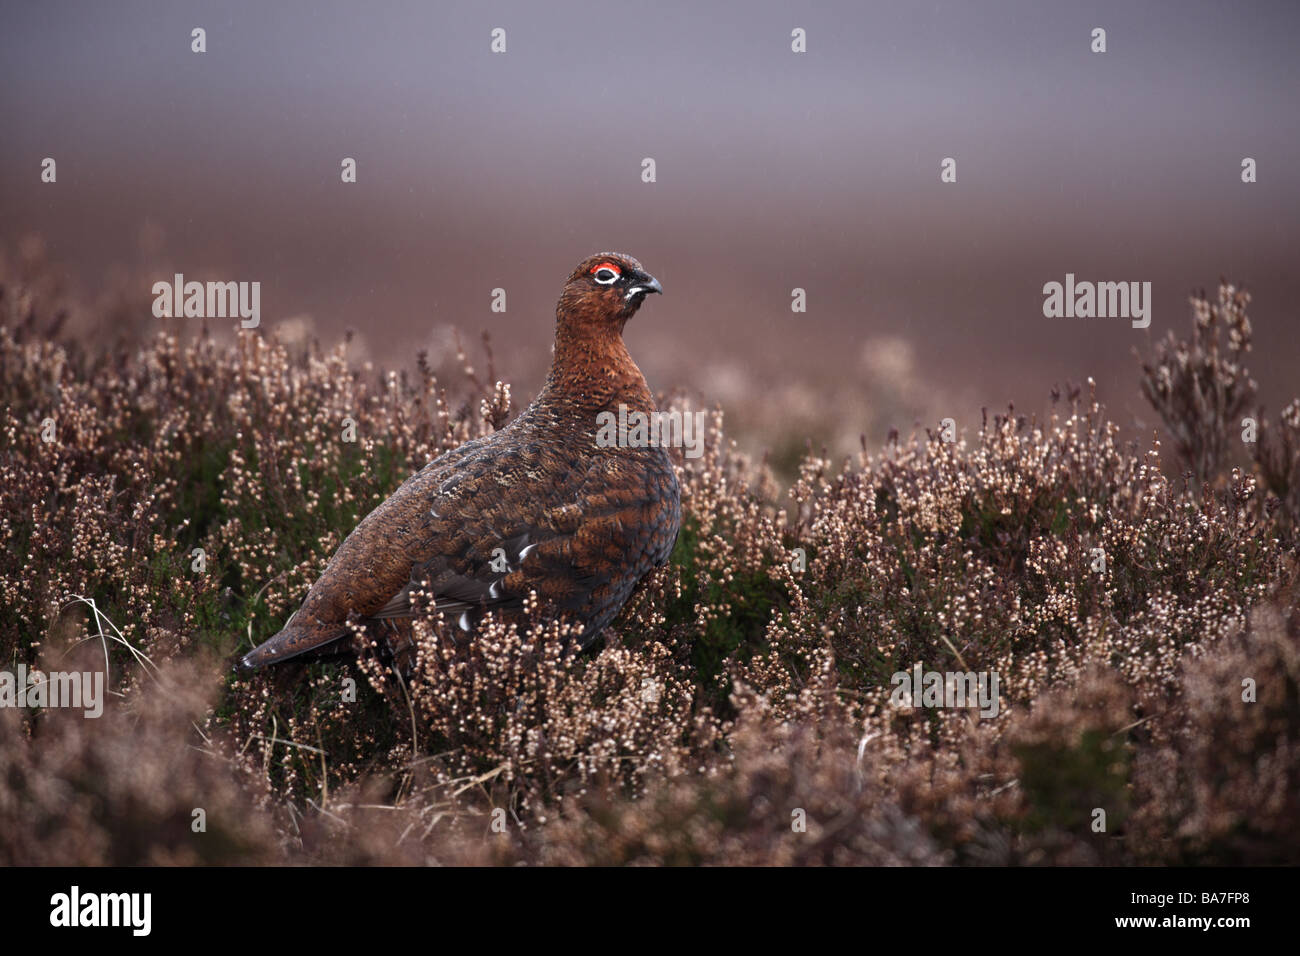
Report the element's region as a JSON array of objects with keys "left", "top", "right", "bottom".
[{"left": 558, "top": 252, "right": 663, "bottom": 331}]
